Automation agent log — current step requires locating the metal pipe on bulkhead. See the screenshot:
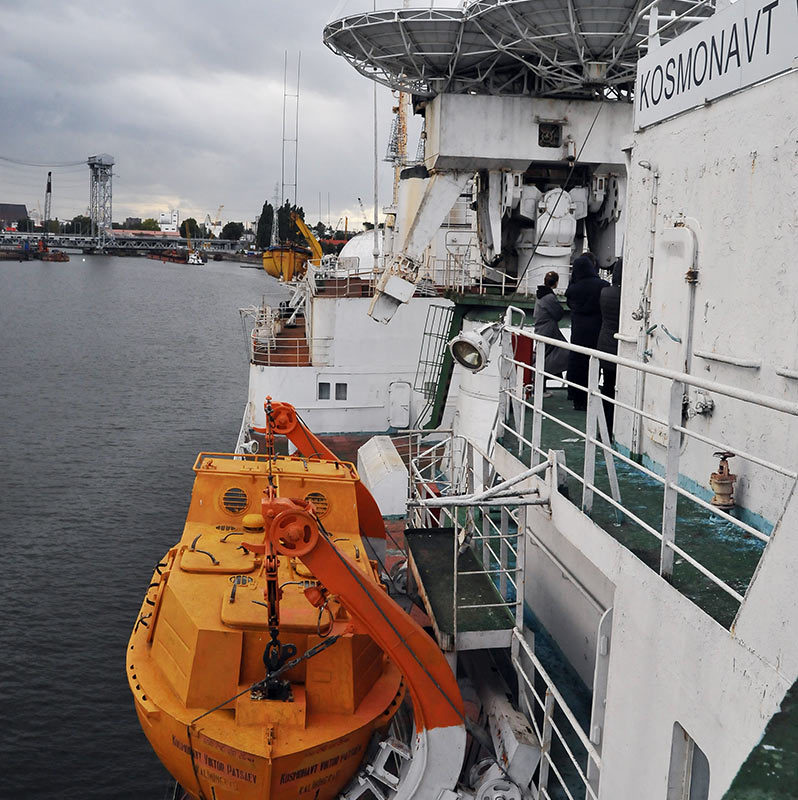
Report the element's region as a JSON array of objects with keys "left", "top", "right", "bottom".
[
  {"left": 631, "top": 162, "right": 659, "bottom": 457},
  {"left": 679, "top": 219, "right": 700, "bottom": 376}
]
